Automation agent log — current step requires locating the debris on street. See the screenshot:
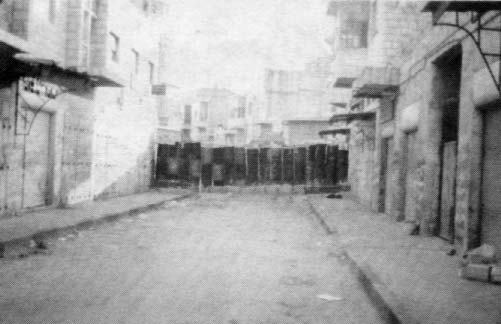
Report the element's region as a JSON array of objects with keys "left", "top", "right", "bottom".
[{"left": 316, "top": 294, "right": 343, "bottom": 301}]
